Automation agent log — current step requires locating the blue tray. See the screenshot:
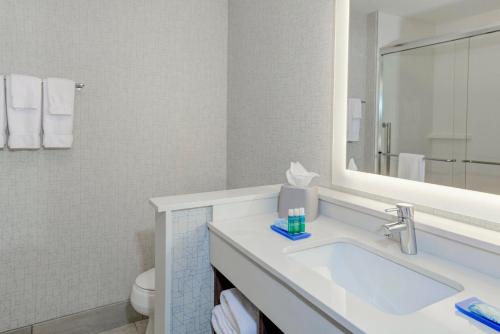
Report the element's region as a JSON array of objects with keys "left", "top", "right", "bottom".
[
  {"left": 270, "top": 225, "right": 311, "bottom": 241},
  {"left": 455, "top": 297, "right": 500, "bottom": 332}
]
